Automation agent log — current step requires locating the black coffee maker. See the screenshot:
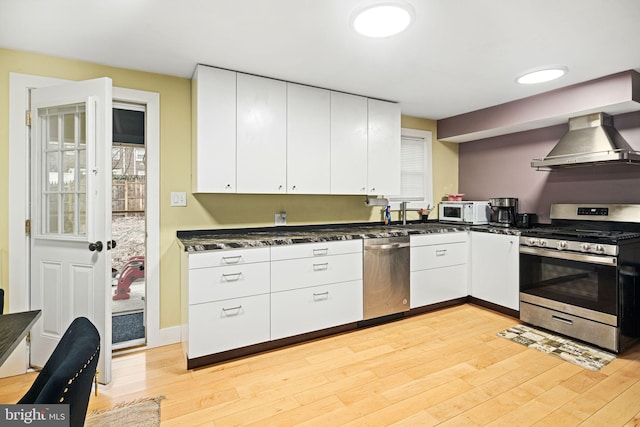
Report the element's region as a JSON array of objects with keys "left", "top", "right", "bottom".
[{"left": 488, "top": 197, "right": 518, "bottom": 227}]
